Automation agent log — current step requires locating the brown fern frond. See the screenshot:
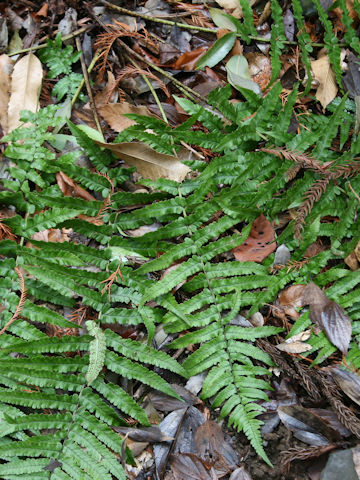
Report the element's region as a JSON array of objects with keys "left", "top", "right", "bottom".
[
  {"left": 330, "top": 160, "right": 360, "bottom": 179},
  {"left": 94, "top": 22, "right": 140, "bottom": 82},
  {"left": 114, "top": 65, "right": 170, "bottom": 98},
  {"left": 100, "top": 262, "right": 123, "bottom": 301},
  {"left": 260, "top": 147, "right": 333, "bottom": 174},
  {"left": 0, "top": 267, "right": 27, "bottom": 336},
  {"left": 295, "top": 176, "right": 331, "bottom": 239},
  {"left": 284, "top": 164, "right": 301, "bottom": 181}
]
